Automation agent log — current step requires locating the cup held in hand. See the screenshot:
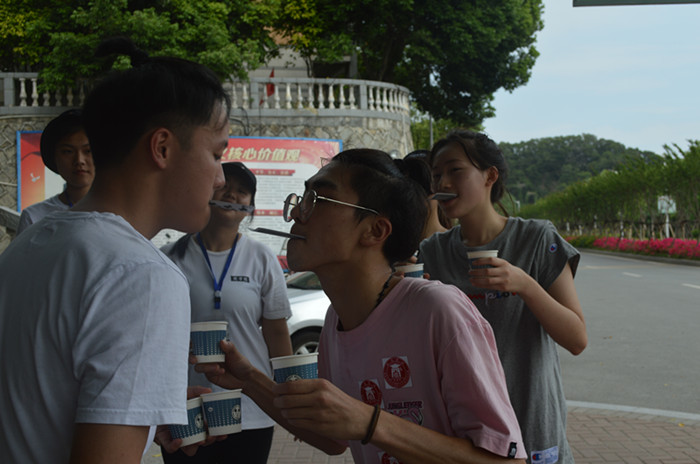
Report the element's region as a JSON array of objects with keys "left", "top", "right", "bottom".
[
  {"left": 191, "top": 321, "right": 228, "bottom": 363},
  {"left": 394, "top": 263, "right": 424, "bottom": 278},
  {"left": 167, "top": 397, "right": 206, "bottom": 447},
  {"left": 201, "top": 390, "right": 242, "bottom": 436},
  {"left": 467, "top": 250, "right": 498, "bottom": 269},
  {"left": 271, "top": 353, "right": 318, "bottom": 383}
]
